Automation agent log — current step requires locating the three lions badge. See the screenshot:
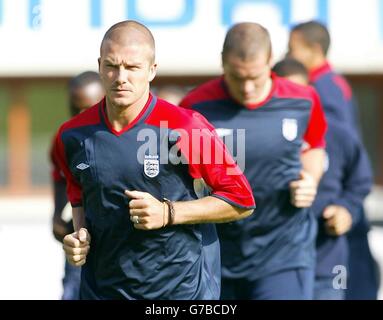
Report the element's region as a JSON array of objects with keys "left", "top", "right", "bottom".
[
  {"left": 282, "top": 118, "right": 298, "bottom": 141},
  {"left": 144, "top": 155, "right": 160, "bottom": 178}
]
